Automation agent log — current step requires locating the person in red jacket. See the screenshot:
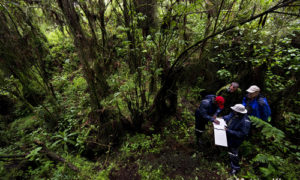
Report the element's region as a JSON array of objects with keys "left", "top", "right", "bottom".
[{"left": 195, "top": 95, "right": 225, "bottom": 147}]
